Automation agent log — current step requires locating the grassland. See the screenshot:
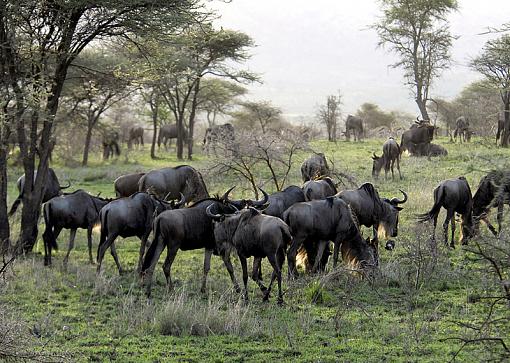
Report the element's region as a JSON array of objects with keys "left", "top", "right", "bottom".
[{"left": 1, "top": 137, "right": 509, "bottom": 362}]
